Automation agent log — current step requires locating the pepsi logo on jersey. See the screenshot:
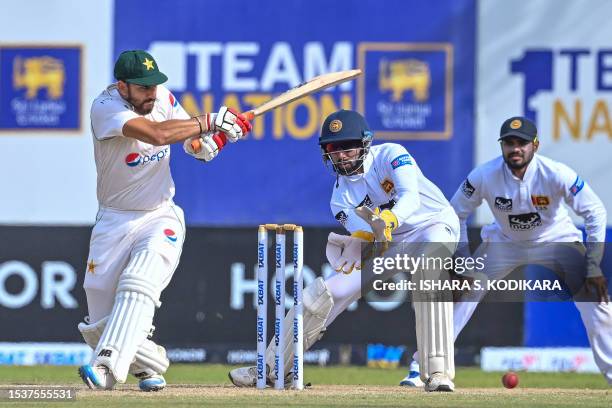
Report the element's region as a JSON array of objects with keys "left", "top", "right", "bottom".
[
  {"left": 164, "top": 229, "right": 178, "bottom": 243},
  {"left": 169, "top": 92, "right": 178, "bottom": 108},
  {"left": 124, "top": 148, "right": 170, "bottom": 167}
]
